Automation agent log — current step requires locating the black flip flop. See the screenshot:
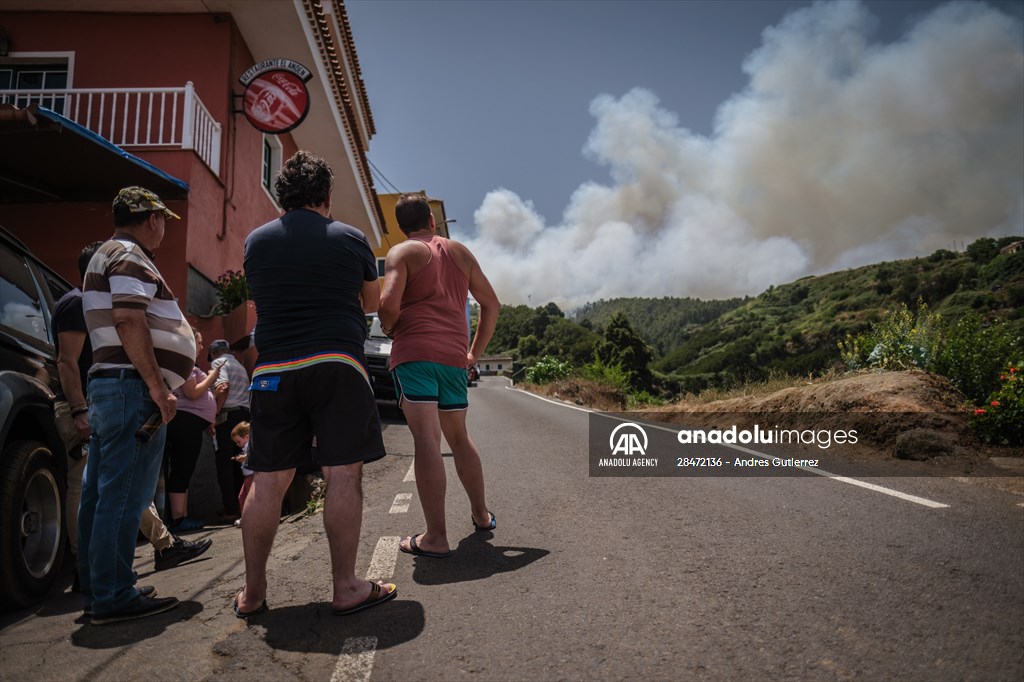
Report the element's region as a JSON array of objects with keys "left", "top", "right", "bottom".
[
  {"left": 233, "top": 596, "right": 268, "bottom": 619},
  {"left": 332, "top": 581, "right": 398, "bottom": 616},
  {"left": 473, "top": 511, "right": 496, "bottom": 532},
  {"left": 399, "top": 534, "right": 454, "bottom": 558}
]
